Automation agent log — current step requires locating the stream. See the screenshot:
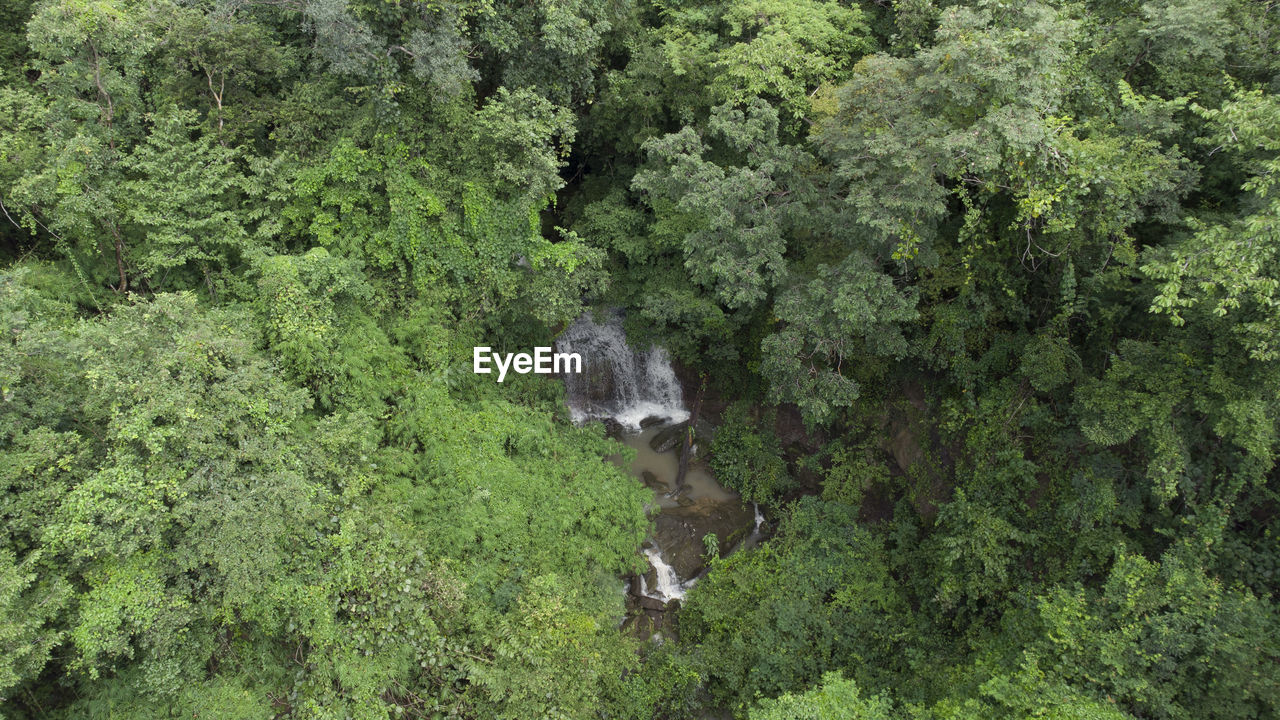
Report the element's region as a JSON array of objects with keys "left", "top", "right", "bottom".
[
  {"left": 558, "top": 311, "right": 689, "bottom": 430},
  {"left": 558, "top": 312, "right": 762, "bottom": 638}
]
